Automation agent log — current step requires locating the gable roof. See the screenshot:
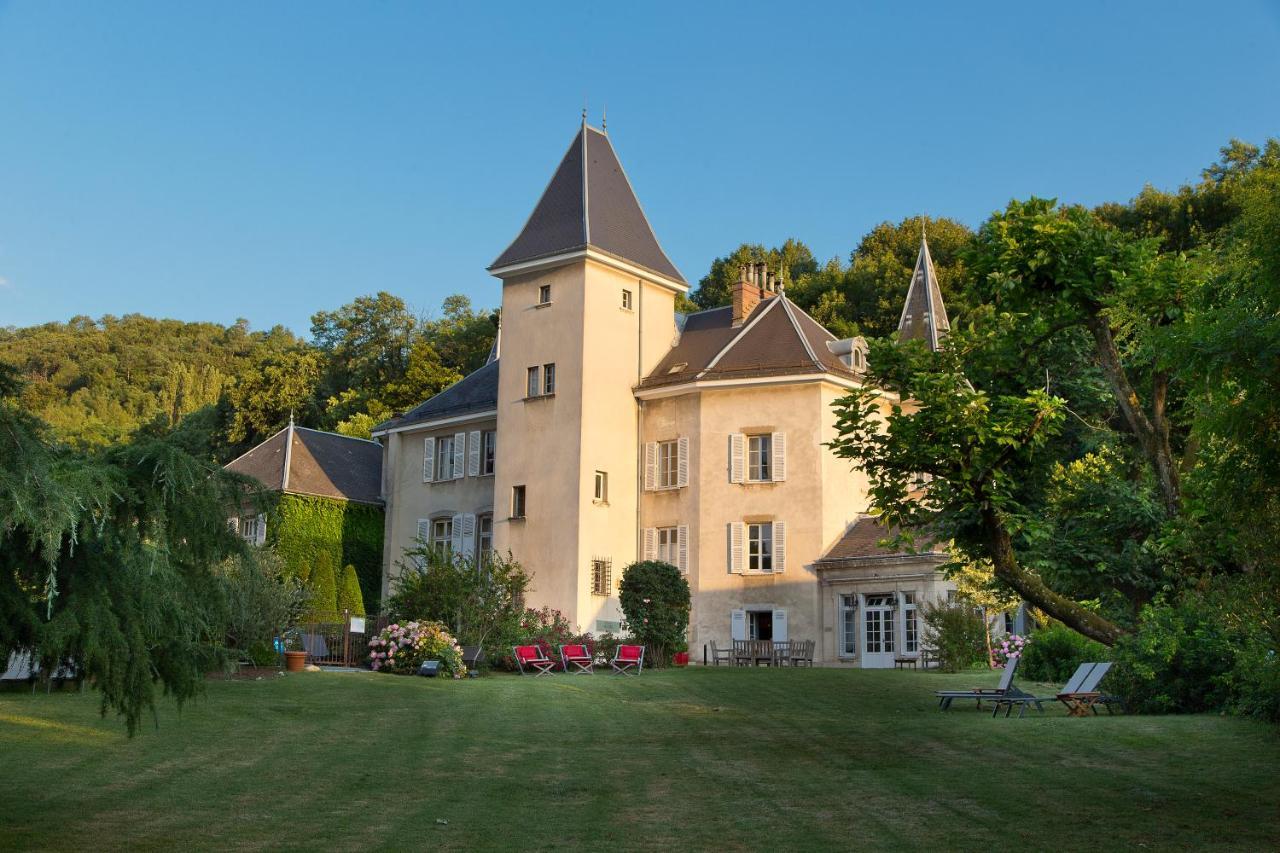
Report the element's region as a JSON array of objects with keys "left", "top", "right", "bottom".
[
  {"left": 897, "top": 233, "right": 951, "bottom": 351},
  {"left": 640, "top": 294, "right": 859, "bottom": 388},
  {"left": 816, "top": 515, "right": 946, "bottom": 564},
  {"left": 489, "top": 123, "right": 685, "bottom": 285},
  {"left": 225, "top": 425, "right": 382, "bottom": 505},
  {"left": 371, "top": 359, "right": 499, "bottom": 434}
]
